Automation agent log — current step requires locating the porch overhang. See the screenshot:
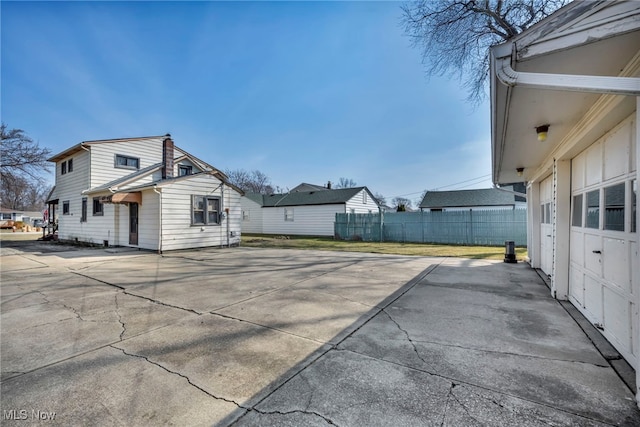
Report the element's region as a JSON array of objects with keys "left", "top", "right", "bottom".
[{"left": 99, "top": 192, "right": 142, "bottom": 205}]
